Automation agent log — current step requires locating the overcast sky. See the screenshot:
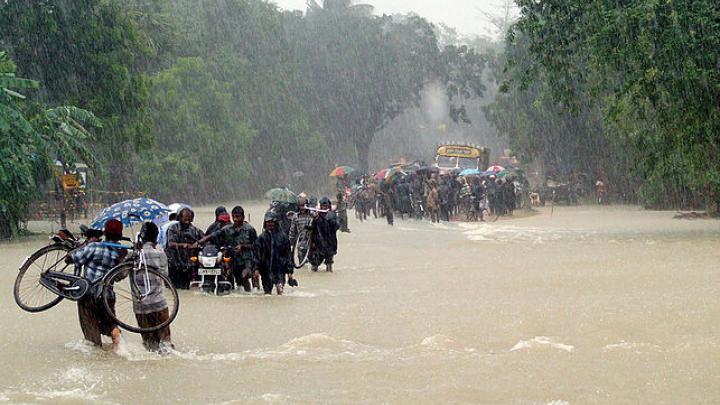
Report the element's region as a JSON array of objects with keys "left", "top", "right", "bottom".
[{"left": 271, "top": 0, "right": 517, "bottom": 37}]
